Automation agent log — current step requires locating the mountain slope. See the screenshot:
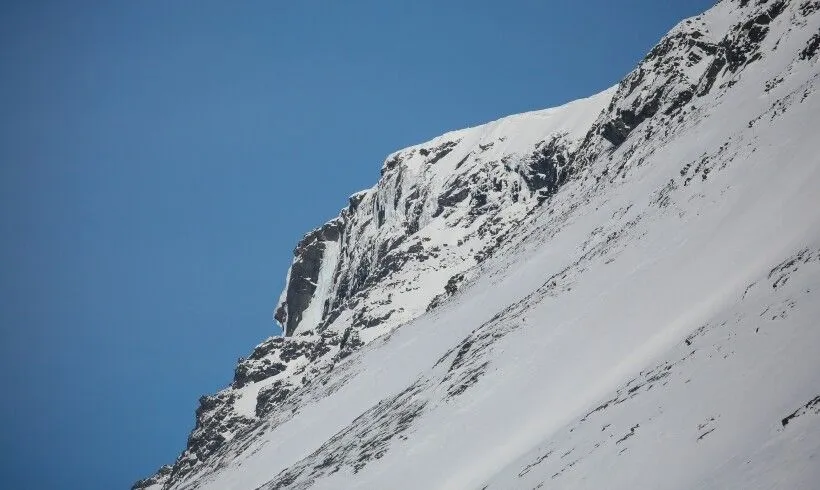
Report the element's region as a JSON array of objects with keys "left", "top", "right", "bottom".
[
  {"left": 135, "top": 0, "right": 820, "bottom": 488},
  {"left": 135, "top": 83, "right": 618, "bottom": 490}
]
